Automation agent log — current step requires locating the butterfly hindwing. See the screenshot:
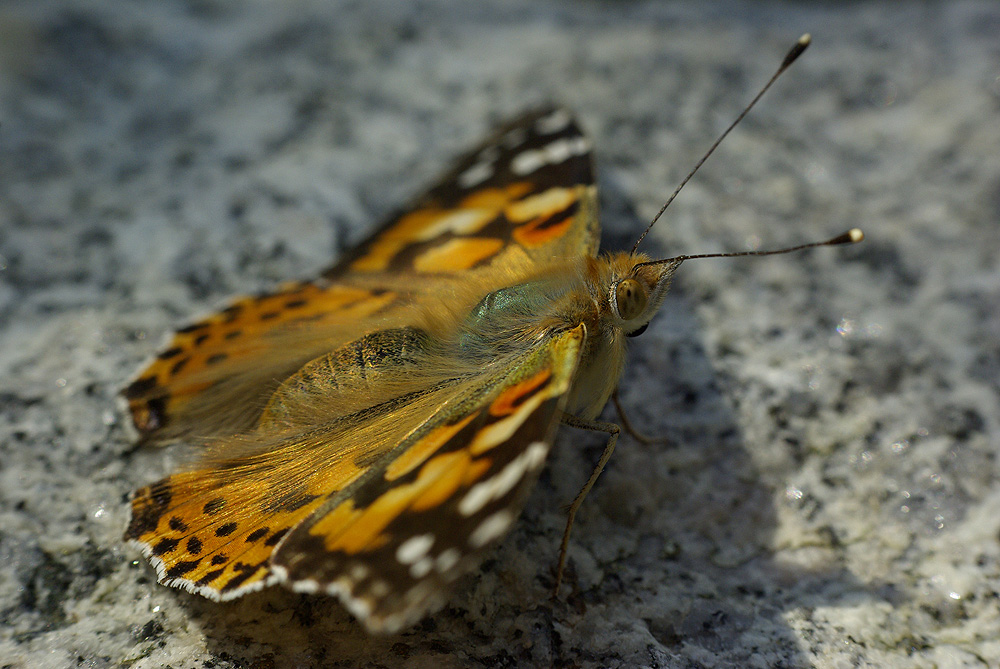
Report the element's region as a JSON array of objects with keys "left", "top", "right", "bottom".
[
  {"left": 125, "top": 324, "right": 584, "bottom": 625},
  {"left": 125, "top": 324, "right": 466, "bottom": 601}
]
